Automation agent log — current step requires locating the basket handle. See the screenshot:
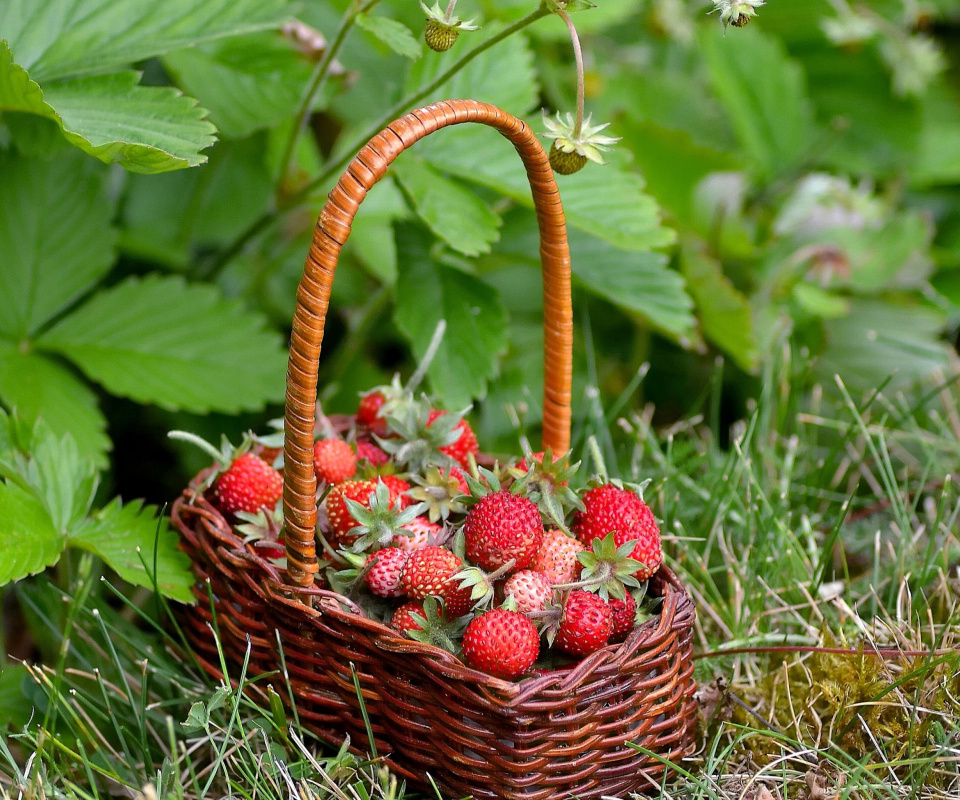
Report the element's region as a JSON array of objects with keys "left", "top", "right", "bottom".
[{"left": 283, "top": 99, "right": 572, "bottom": 588}]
